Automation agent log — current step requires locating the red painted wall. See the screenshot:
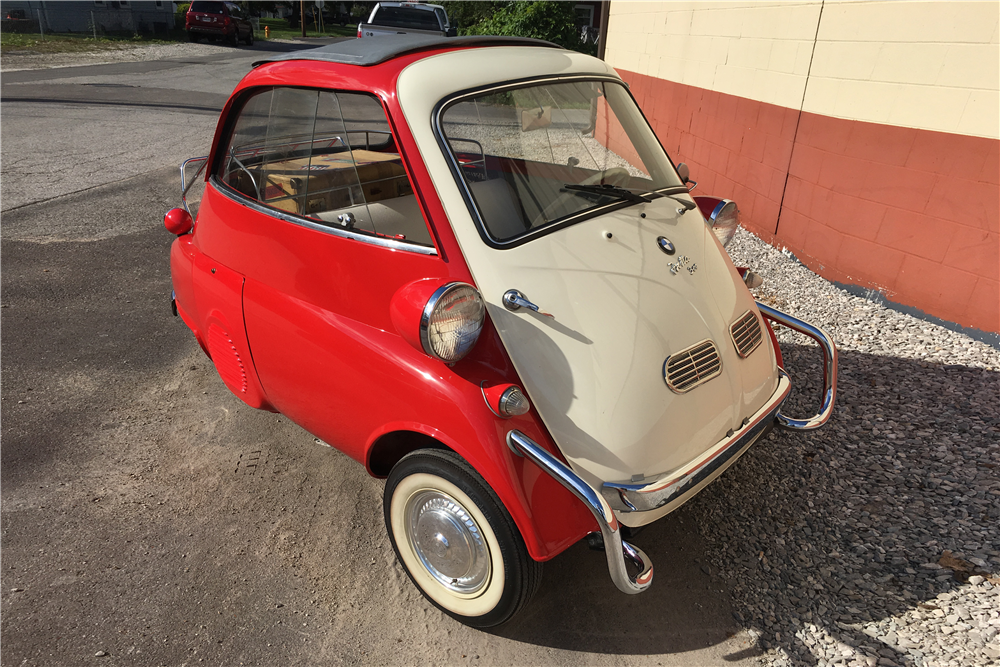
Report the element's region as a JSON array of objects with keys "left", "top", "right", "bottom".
[{"left": 621, "top": 70, "right": 1000, "bottom": 334}]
